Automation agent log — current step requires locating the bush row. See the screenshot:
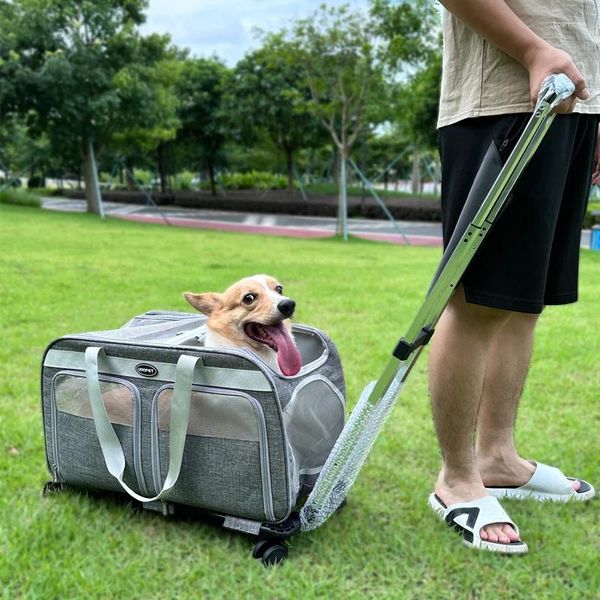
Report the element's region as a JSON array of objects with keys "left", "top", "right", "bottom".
[
  {"left": 62, "top": 189, "right": 443, "bottom": 221},
  {"left": 98, "top": 170, "right": 291, "bottom": 191}
]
